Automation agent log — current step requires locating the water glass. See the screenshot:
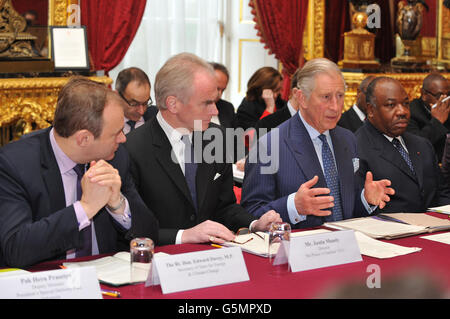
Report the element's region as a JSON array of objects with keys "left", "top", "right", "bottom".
[
  {"left": 268, "top": 222, "right": 291, "bottom": 275},
  {"left": 130, "top": 237, "right": 154, "bottom": 283}
]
